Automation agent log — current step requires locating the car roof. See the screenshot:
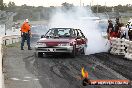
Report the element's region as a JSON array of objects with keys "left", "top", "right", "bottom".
[{"left": 50, "top": 28, "right": 78, "bottom": 30}]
